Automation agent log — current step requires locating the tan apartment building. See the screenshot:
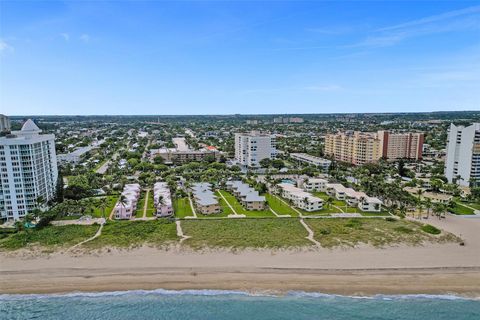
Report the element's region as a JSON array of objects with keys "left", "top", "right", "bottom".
[{"left": 325, "top": 130, "right": 423, "bottom": 165}]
